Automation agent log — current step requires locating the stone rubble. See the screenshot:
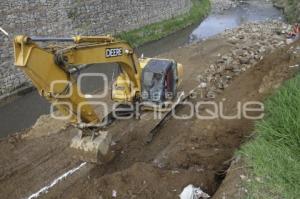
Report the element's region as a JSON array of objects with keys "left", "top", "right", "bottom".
[{"left": 196, "top": 21, "right": 291, "bottom": 99}]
